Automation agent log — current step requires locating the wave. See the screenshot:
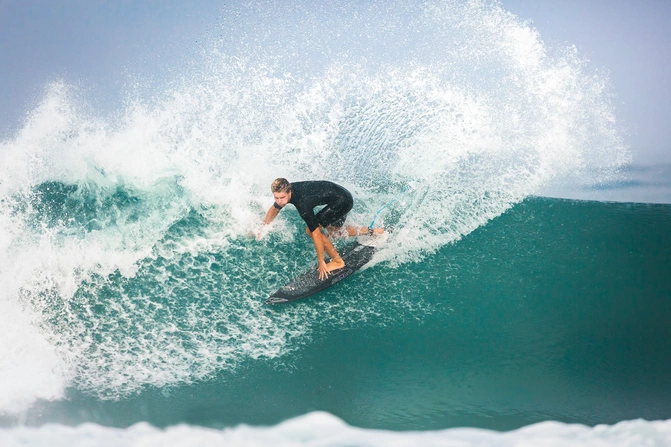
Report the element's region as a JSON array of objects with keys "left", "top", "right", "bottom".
[
  {"left": 0, "top": 0, "right": 629, "bottom": 416},
  {"left": 1, "top": 197, "right": 667, "bottom": 433}
]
